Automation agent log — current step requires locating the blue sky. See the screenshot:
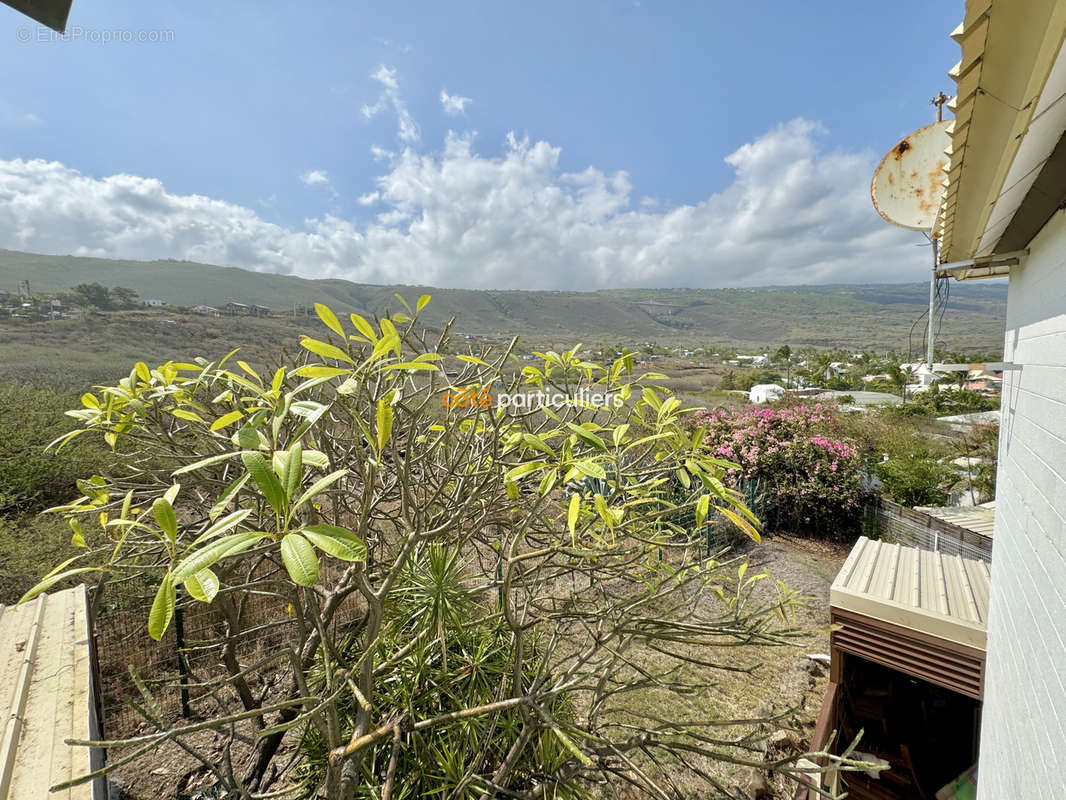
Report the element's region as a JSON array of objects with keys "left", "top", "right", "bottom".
[{"left": 0, "top": 1, "right": 962, "bottom": 289}]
